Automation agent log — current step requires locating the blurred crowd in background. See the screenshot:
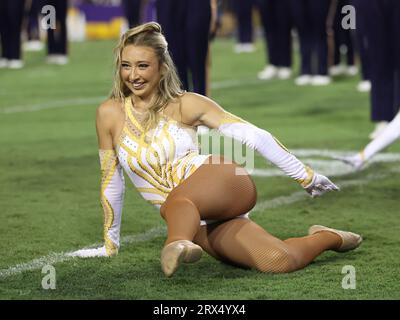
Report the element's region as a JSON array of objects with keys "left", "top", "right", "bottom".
[{"left": 1, "top": 0, "right": 399, "bottom": 139}]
